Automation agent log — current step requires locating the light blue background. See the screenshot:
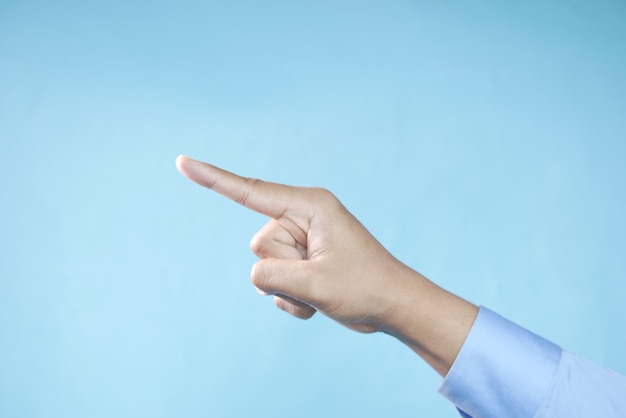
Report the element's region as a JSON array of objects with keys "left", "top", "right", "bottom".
[{"left": 1, "top": 1, "right": 625, "bottom": 417}]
